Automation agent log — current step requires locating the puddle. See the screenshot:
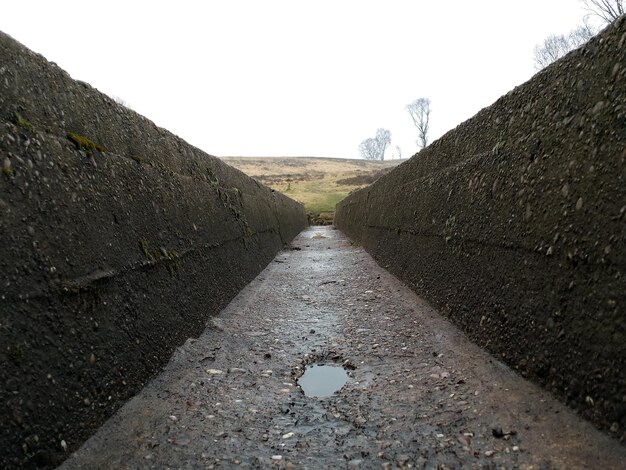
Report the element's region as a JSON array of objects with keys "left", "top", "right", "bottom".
[{"left": 297, "top": 364, "right": 349, "bottom": 397}]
